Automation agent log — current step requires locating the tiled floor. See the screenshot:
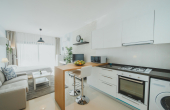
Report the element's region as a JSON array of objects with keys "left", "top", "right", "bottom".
[{"left": 25, "top": 72, "right": 132, "bottom": 110}]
